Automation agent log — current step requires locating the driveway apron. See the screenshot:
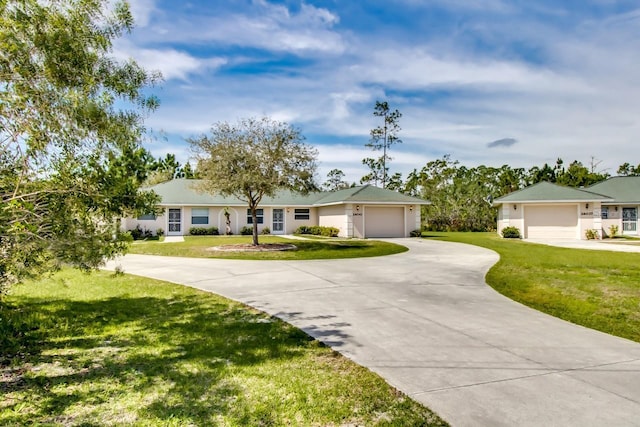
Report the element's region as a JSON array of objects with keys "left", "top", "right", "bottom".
[{"left": 105, "top": 239, "right": 640, "bottom": 427}]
